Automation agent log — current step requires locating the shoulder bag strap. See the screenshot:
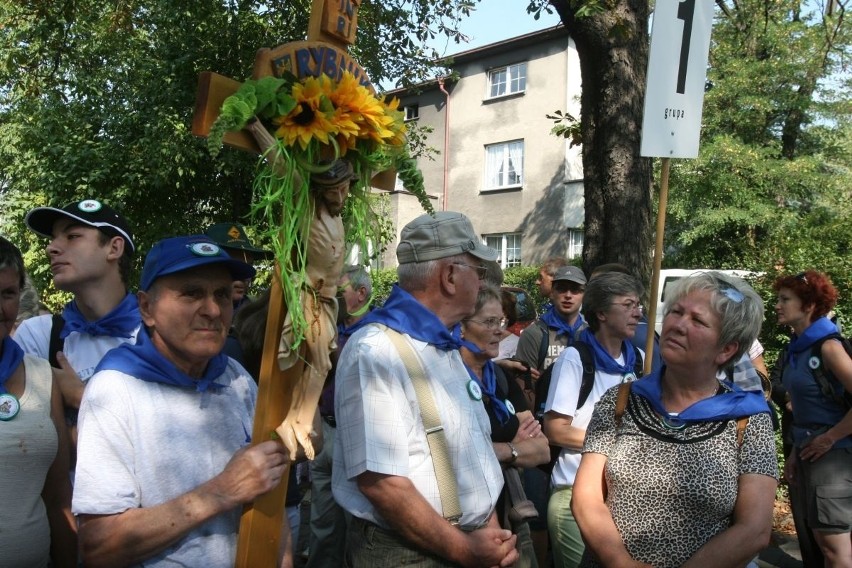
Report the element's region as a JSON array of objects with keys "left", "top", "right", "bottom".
[{"left": 382, "top": 326, "right": 463, "bottom": 525}]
